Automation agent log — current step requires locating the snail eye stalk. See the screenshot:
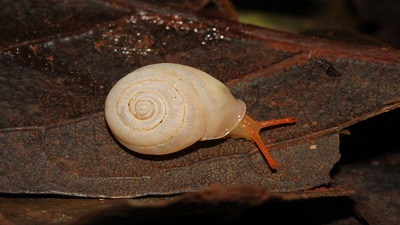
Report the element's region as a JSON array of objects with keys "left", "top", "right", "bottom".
[{"left": 229, "top": 114, "right": 296, "bottom": 170}]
